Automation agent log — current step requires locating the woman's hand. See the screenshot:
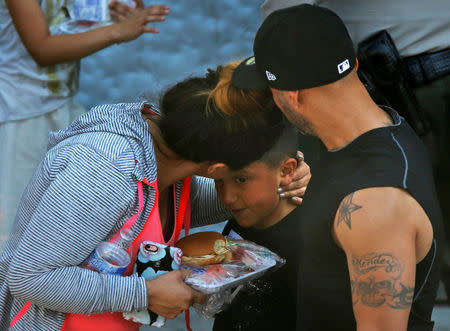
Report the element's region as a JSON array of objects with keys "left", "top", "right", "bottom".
[
  {"left": 111, "top": 4, "right": 169, "bottom": 43},
  {"left": 279, "top": 151, "right": 311, "bottom": 205},
  {"left": 145, "top": 269, "right": 206, "bottom": 319},
  {"left": 109, "top": 0, "right": 143, "bottom": 22}
]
